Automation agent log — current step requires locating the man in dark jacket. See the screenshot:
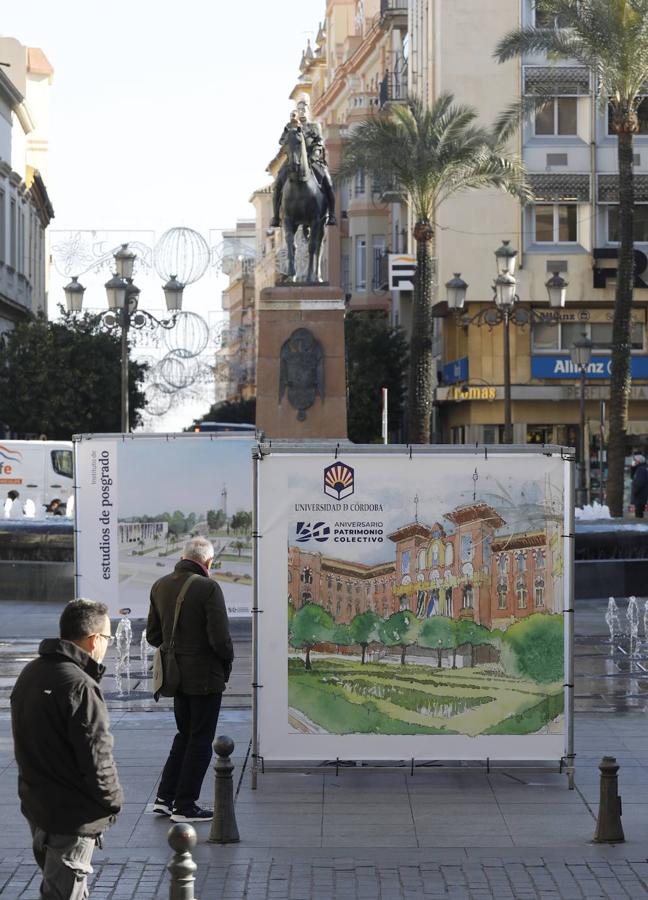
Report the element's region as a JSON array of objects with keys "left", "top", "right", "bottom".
[
  {"left": 631, "top": 453, "right": 648, "bottom": 517},
  {"left": 147, "top": 536, "right": 234, "bottom": 823},
  {"left": 11, "top": 598, "right": 122, "bottom": 900}
]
